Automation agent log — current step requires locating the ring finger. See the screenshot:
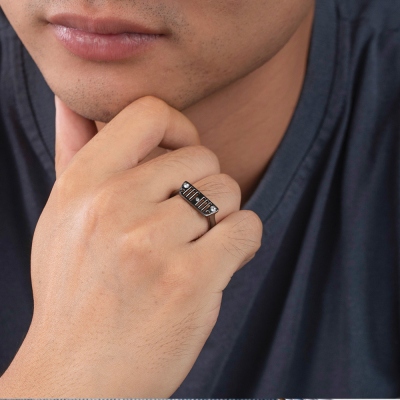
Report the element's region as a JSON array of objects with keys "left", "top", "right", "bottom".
[{"left": 156, "top": 173, "right": 242, "bottom": 245}]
